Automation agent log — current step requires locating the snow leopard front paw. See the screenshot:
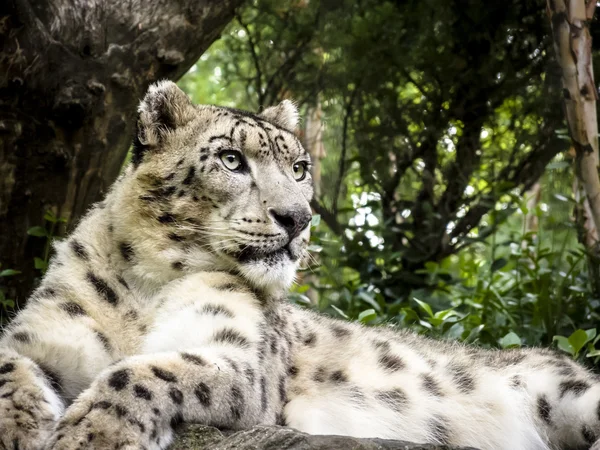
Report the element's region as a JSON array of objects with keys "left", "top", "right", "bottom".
[
  {"left": 0, "top": 356, "right": 64, "bottom": 450},
  {"left": 47, "top": 396, "right": 145, "bottom": 450}
]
